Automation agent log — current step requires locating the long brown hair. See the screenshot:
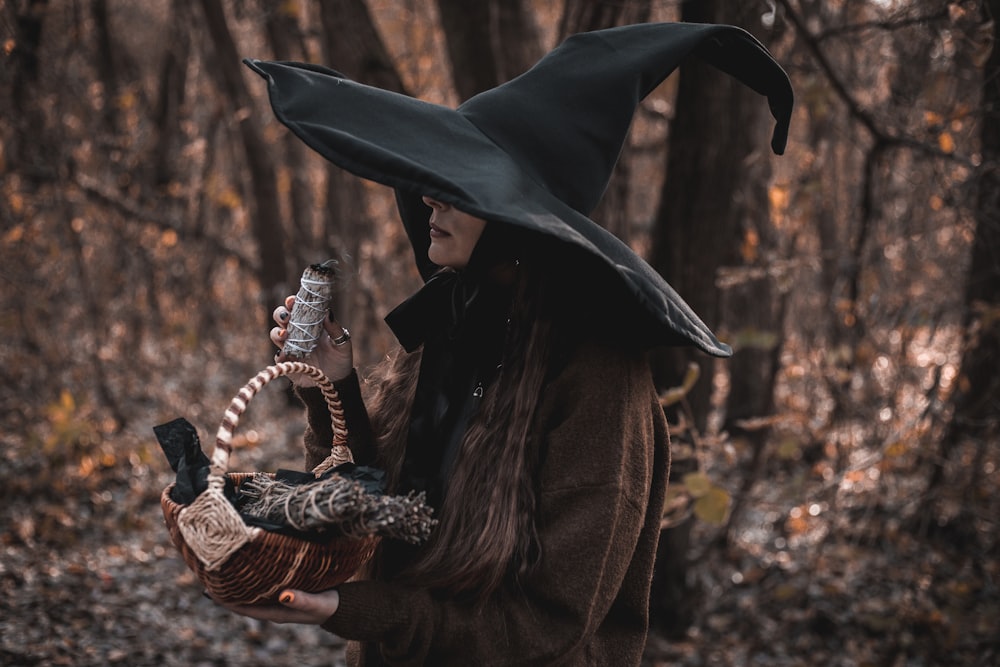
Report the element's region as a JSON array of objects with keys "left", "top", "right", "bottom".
[{"left": 364, "top": 259, "right": 559, "bottom": 601}]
